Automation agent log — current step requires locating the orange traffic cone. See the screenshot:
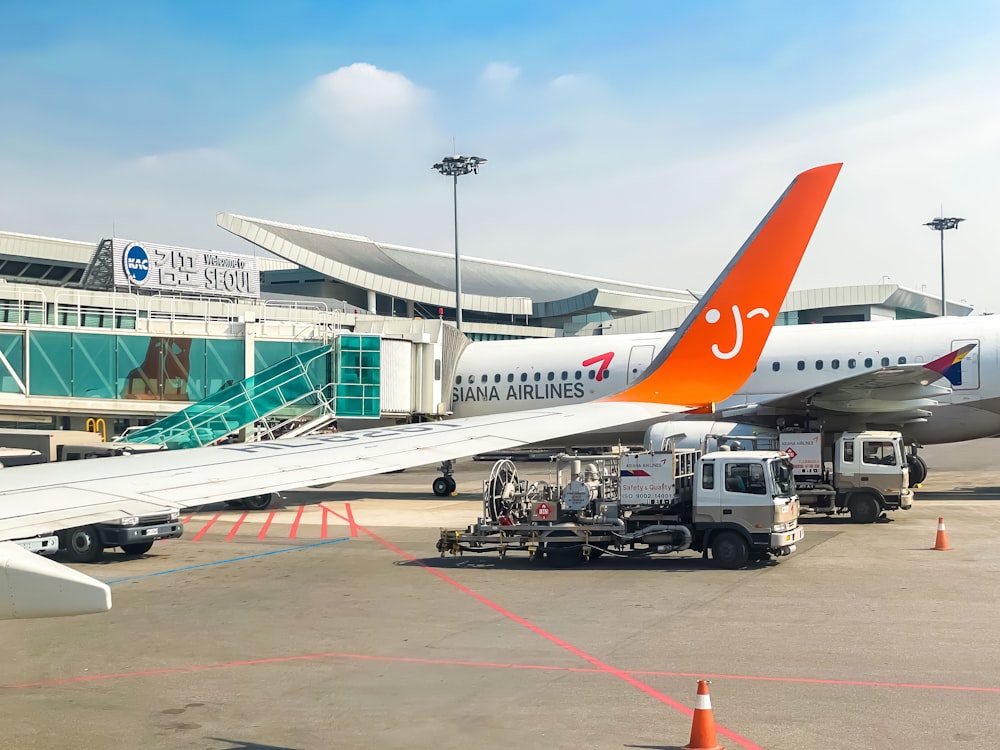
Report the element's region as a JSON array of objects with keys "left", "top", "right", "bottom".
[
  {"left": 684, "top": 680, "right": 724, "bottom": 750},
  {"left": 932, "top": 517, "right": 951, "bottom": 551}
]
